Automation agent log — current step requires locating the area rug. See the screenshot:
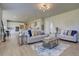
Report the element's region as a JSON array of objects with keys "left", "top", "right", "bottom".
[{"left": 31, "top": 43, "right": 70, "bottom": 56}]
